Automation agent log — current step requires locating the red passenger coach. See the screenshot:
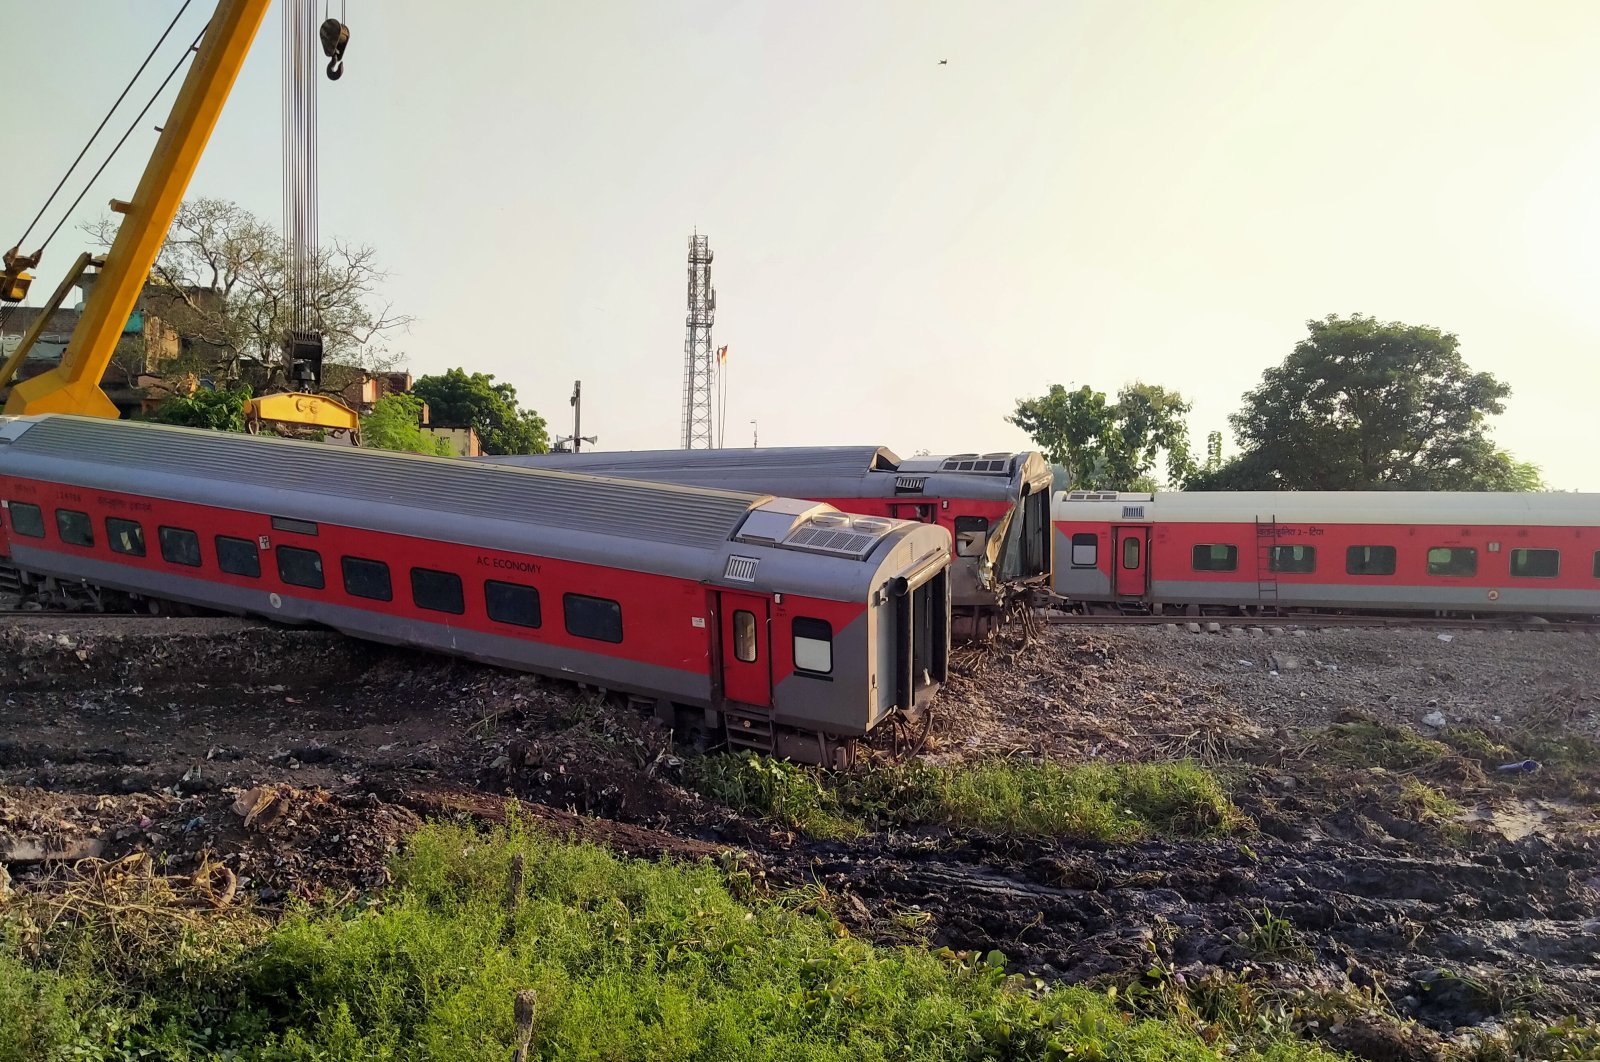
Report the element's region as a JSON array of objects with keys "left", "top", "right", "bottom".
[
  {"left": 483, "top": 446, "right": 1055, "bottom": 639},
  {"left": 1052, "top": 489, "right": 1600, "bottom": 617},
  {"left": 0, "top": 416, "right": 952, "bottom": 765}
]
